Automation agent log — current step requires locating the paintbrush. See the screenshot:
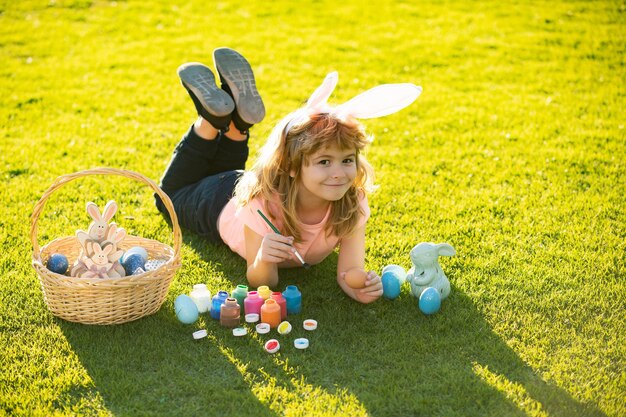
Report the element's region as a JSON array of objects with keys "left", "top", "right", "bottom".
[{"left": 257, "top": 209, "right": 311, "bottom": 269}]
